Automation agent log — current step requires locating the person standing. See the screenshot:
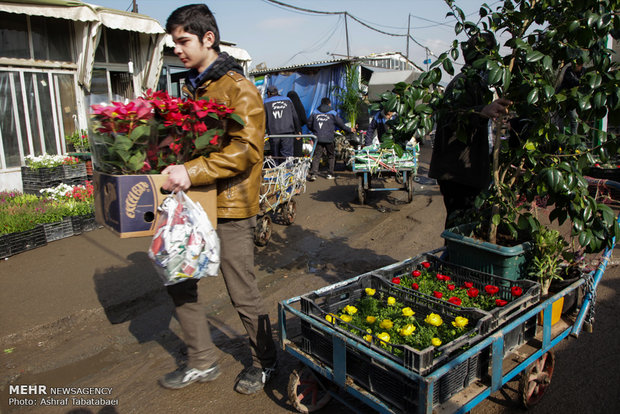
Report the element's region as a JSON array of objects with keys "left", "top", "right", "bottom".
[
  {"left": 286, "top": 90, "right": 308, "bottom": 157},
  {"left": 306, "top": 97, "right": 354, "bottom": 180},
  {"left": 264, "top": 85, "right": 300, "bottom": 161},
  {"left": 159, "top": 3, "right": 277, "bottom": 395},
  {"left": 365, "top": 109, "right": 396, "bottom": 146},
  {"left": 429, "top": 32, "right": 512, "bottom": 229}
]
